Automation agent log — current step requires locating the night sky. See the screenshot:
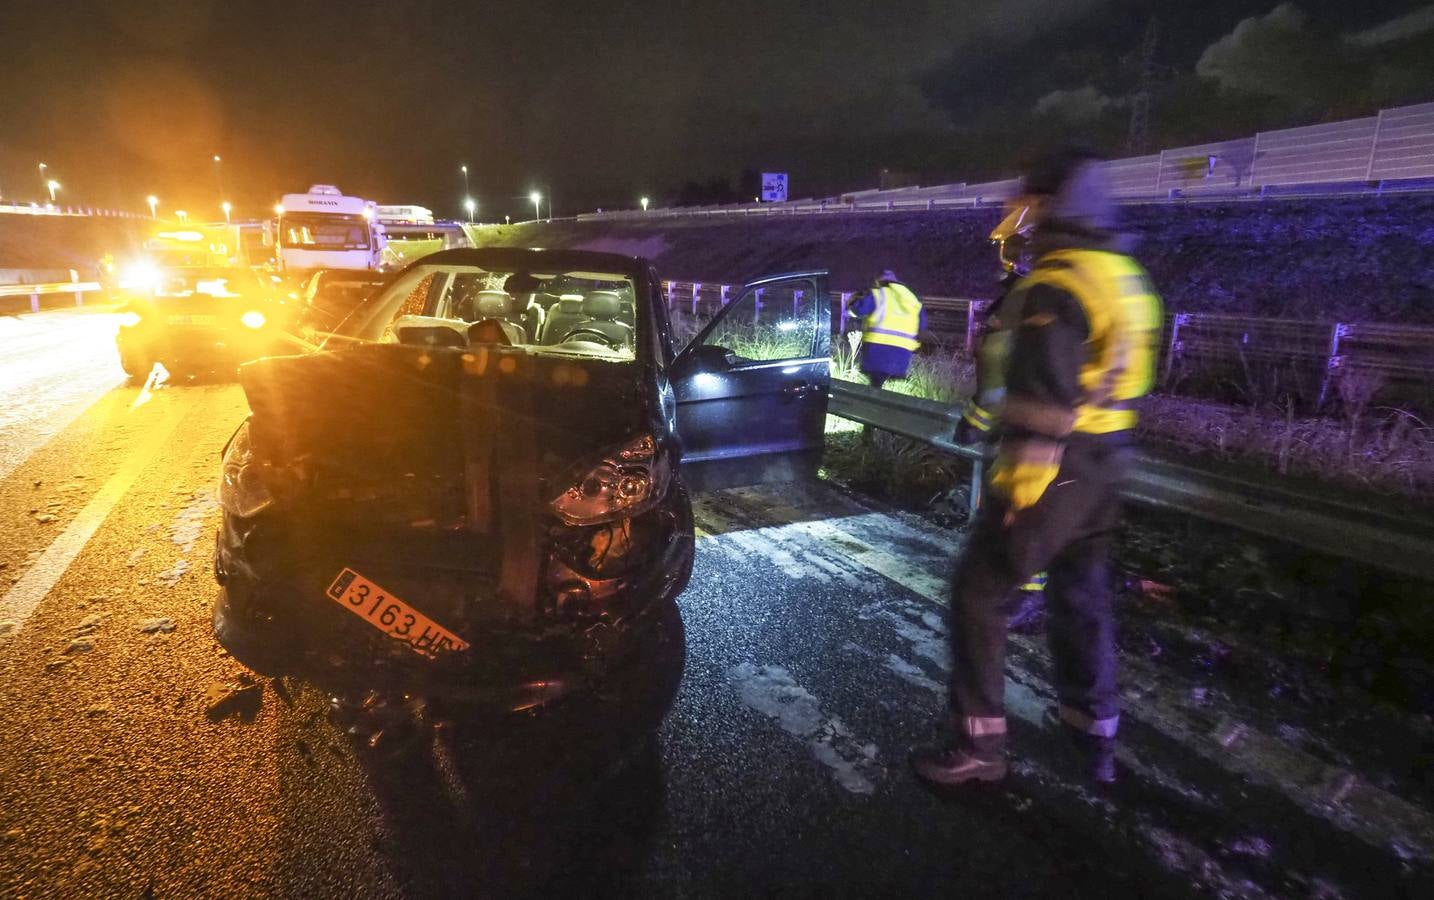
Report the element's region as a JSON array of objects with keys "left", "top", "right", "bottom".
[{"left": 0, "top": 1, "right": 1429, "bottom": 220}]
